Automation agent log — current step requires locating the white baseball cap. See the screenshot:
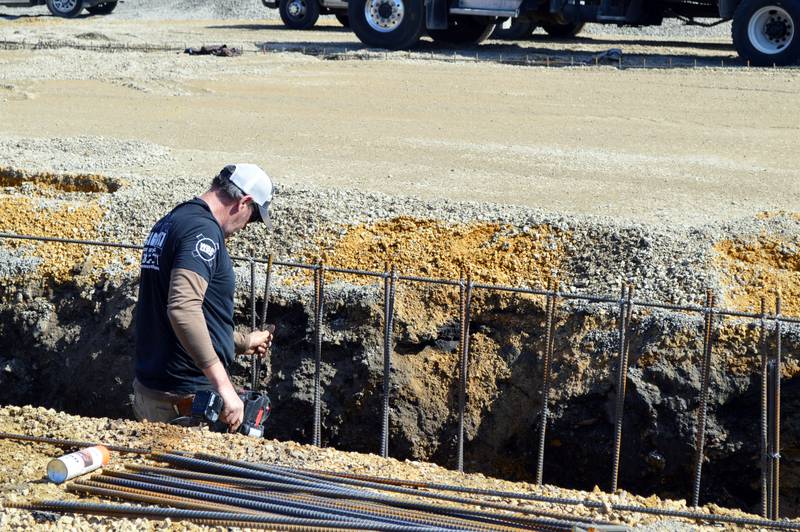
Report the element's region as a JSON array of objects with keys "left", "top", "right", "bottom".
[{"left": 221, "top": 163, "right": 274, "bottom": 228}]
